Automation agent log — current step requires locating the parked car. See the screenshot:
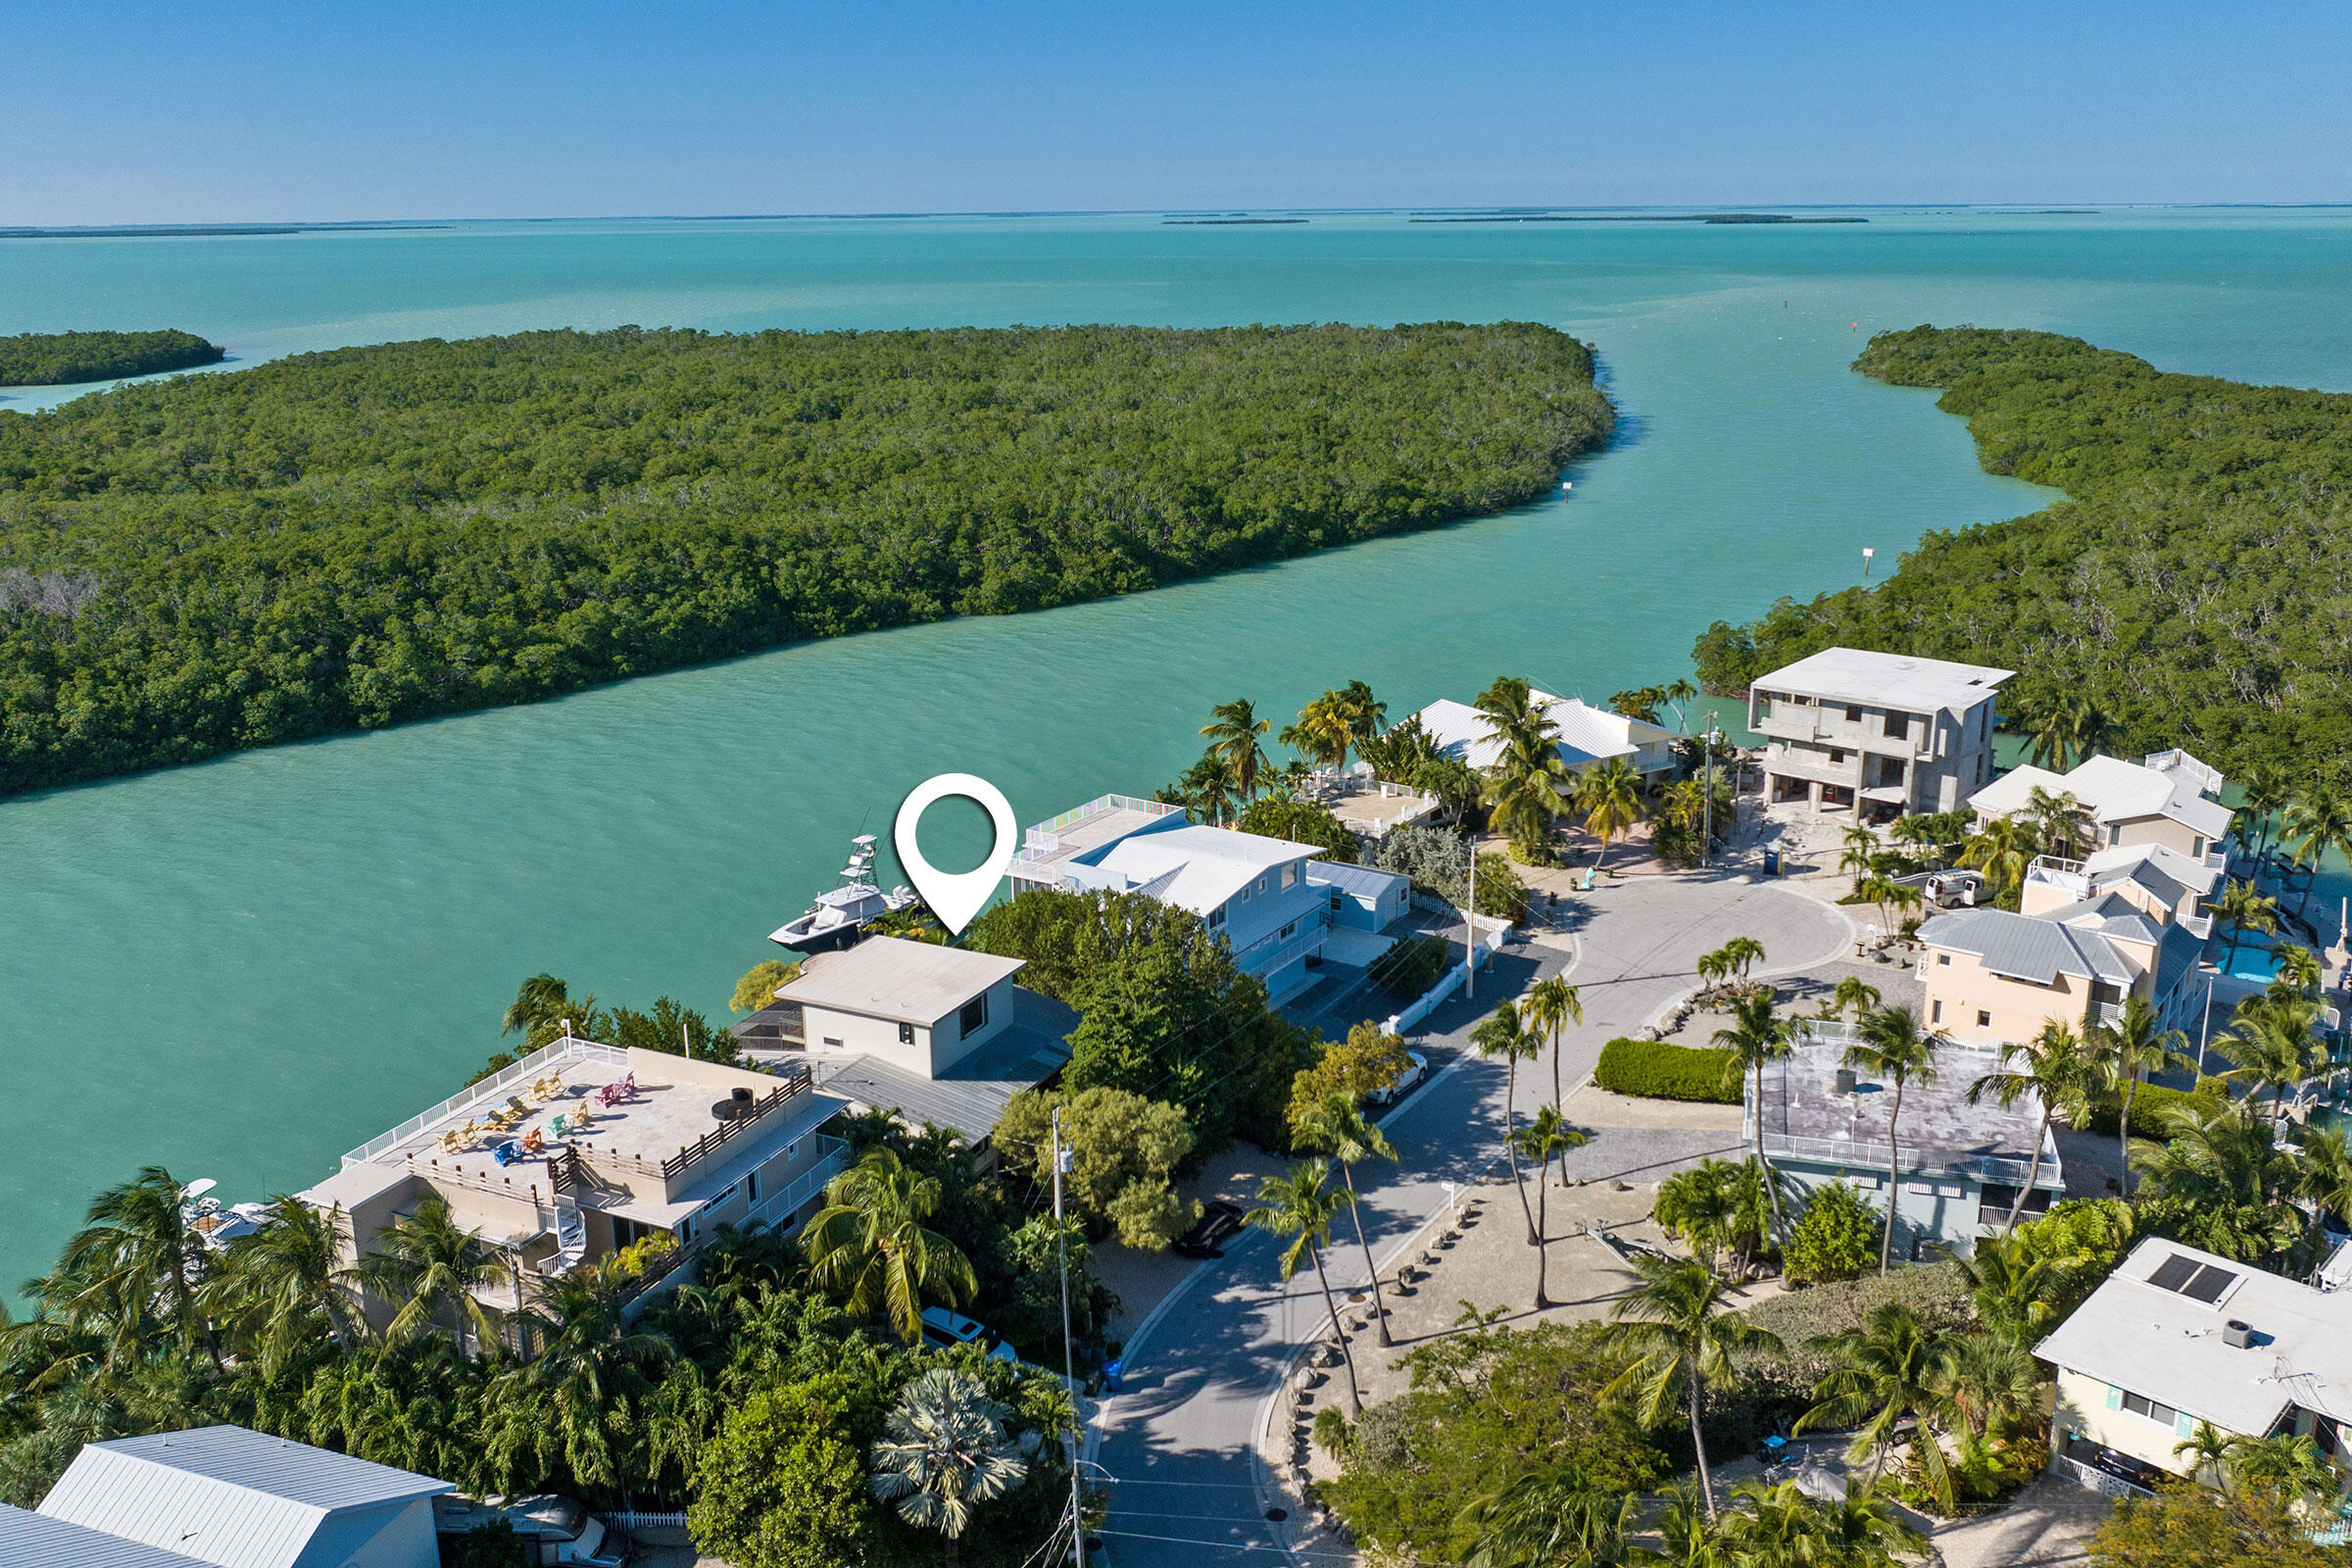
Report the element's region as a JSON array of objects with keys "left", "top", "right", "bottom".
[
  {"left": 1365, "top": 1050, "right": 1431, "bottom": 1110},
  {"left": 1173, "top": 1200, "right": 1247, "bottom": 1258},
  {"left": 921, "top": 1305, "right": 1017, "bottom": 1360},
  {"left": 434, "top": 1494, "right": 622, "bottom": 1566}
]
